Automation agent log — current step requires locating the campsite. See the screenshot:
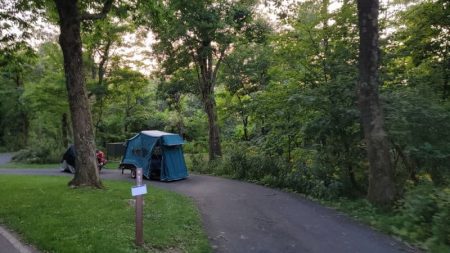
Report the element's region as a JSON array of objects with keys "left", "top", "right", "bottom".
[
  {"left": 0, "top": 0, "right": 449, "bottom": 253},
  {"left": 120, "top": 130, "right": 188, "bottom": 181}
]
